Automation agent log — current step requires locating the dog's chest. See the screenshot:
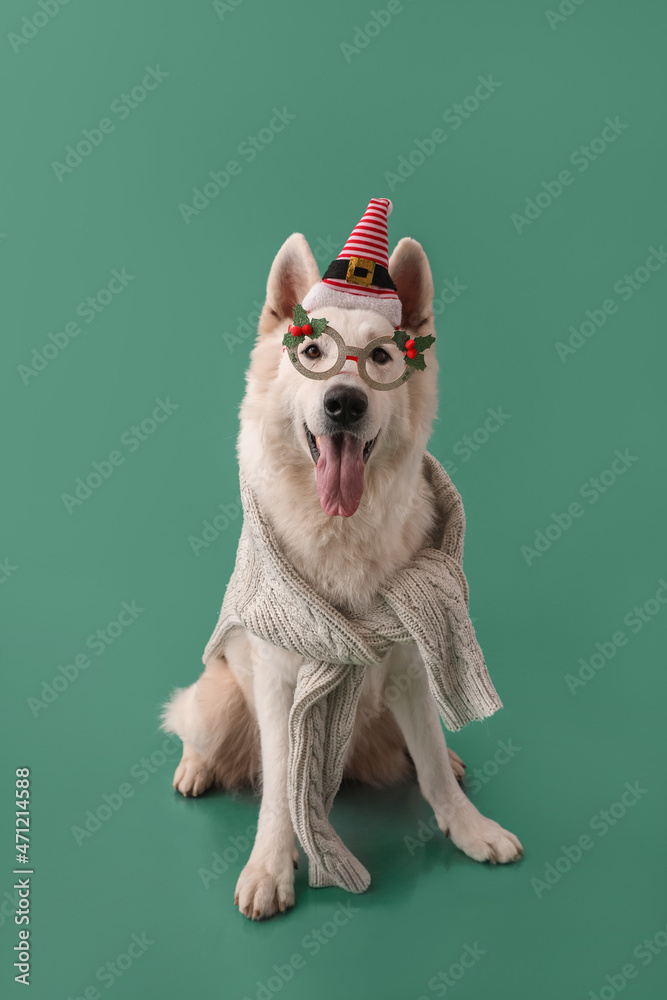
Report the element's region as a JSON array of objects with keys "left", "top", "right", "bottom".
[{"left": 277, "top": 516, "right": 427, "bottom": 612}]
